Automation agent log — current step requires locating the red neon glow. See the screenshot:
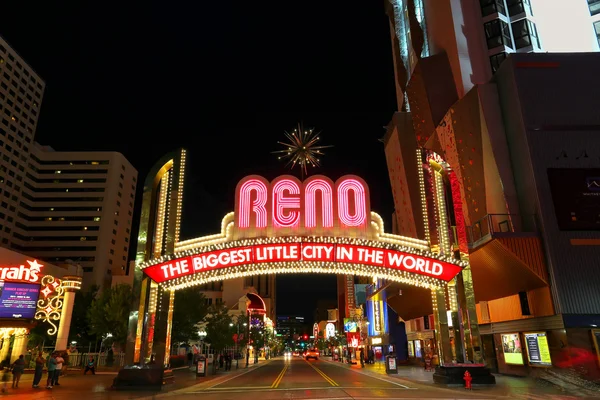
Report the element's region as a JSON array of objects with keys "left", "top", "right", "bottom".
[
  {"left": 449, "top": 171, "right": 469, "bottom": 254},
  {"left": 143, "top": 242, "right": 462, "bottom": 283},
  {"left": 337, "top": 179, "right": 367, "bottom": 227},
  {"left": 305, "top": 179, "right": 333, "bottom": 228},
  {"left": 272, "top": 179, "right": 301, "bottom": 228},
  {"left": 238, "top": 179, "right": 268, "bottom": 228},
  {"left": 0, "top": 259, "right": 43, "bottom": 283}
]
